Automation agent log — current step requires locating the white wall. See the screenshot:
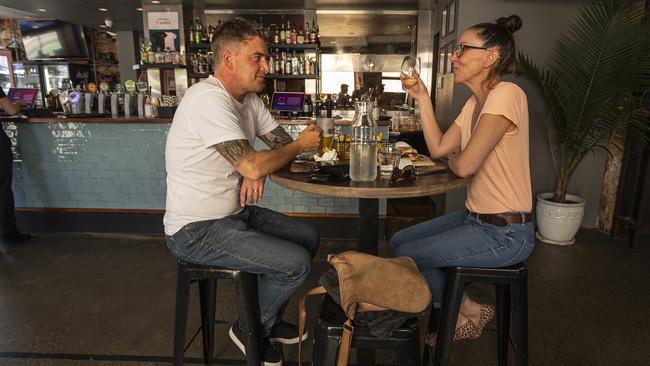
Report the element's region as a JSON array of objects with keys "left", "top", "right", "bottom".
[{"left": 431, "top": 0, "right": 604, "bottom": 227}]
